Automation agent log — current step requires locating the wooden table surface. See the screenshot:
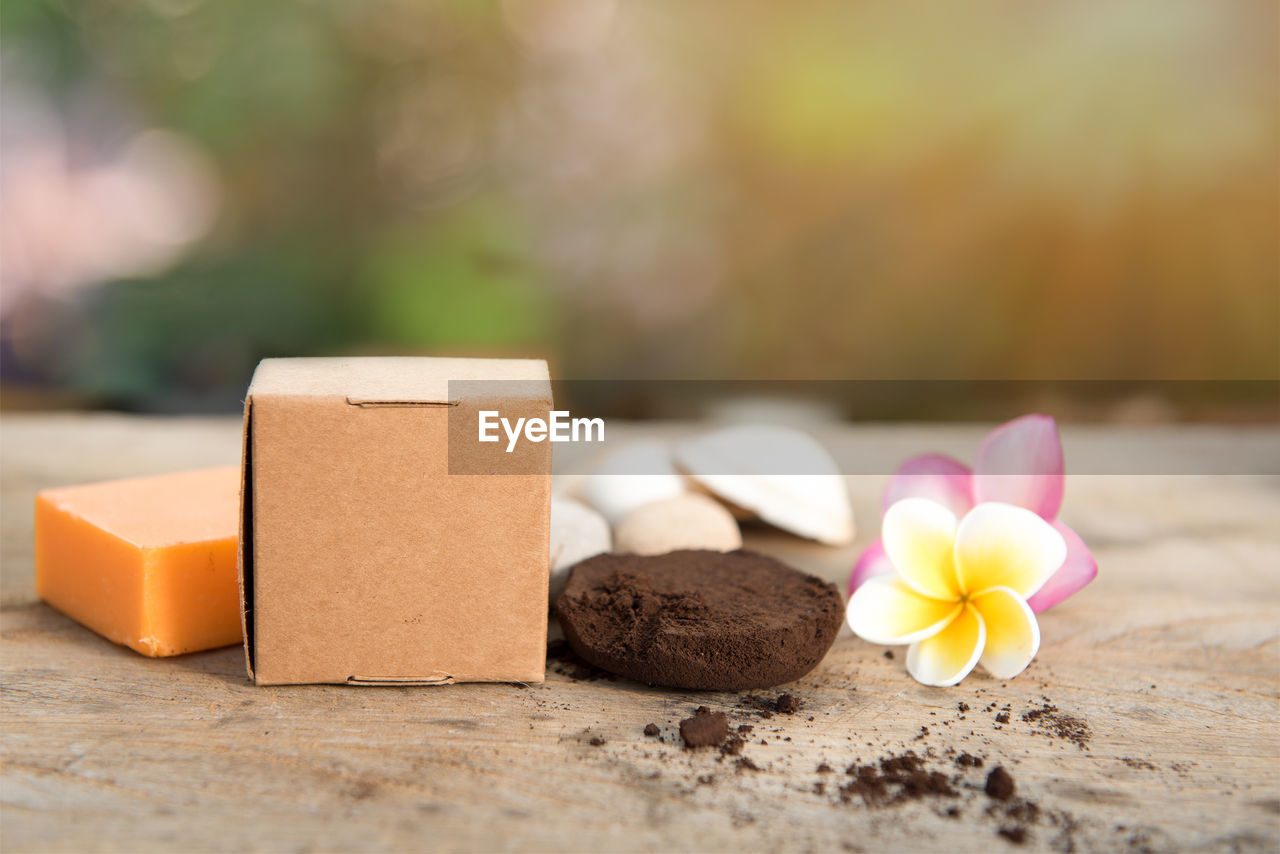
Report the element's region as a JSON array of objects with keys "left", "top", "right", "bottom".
[{"left": 2, "top": 413, "right": 1278, "bottom": 853}]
